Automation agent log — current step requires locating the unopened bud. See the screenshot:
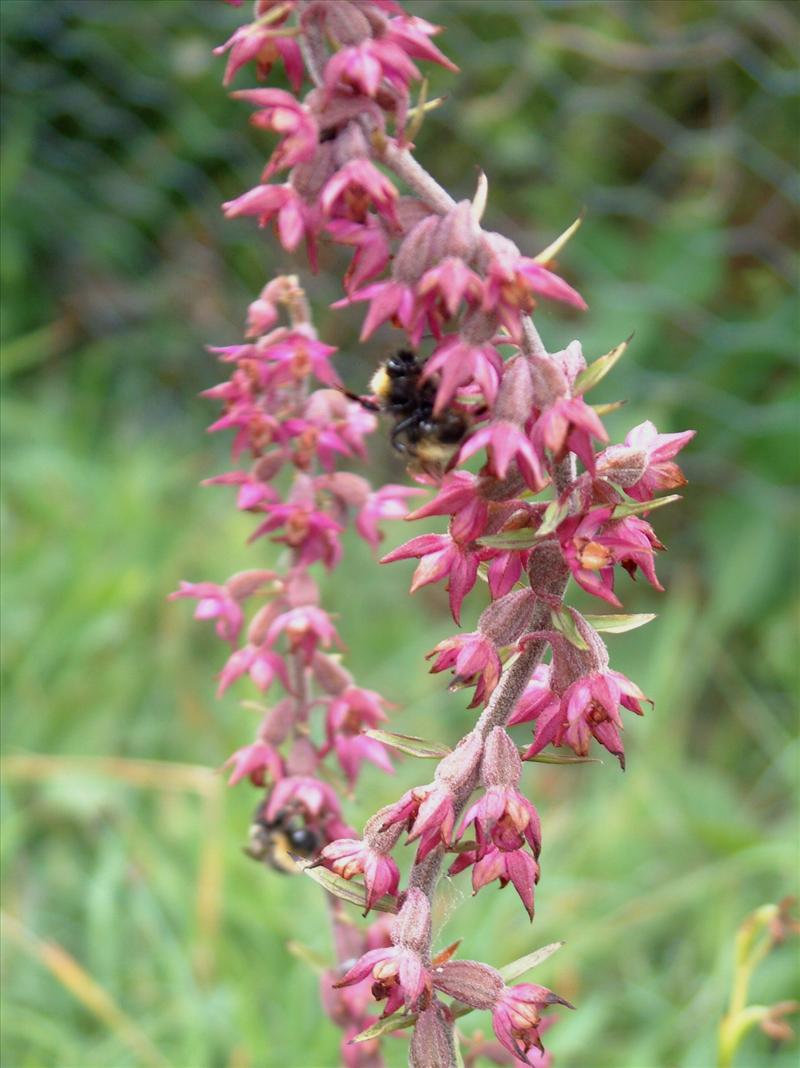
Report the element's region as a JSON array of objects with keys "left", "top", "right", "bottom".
[
  {"left": 435, "top": 731, "right": 483, "bottom": 790},
  {"left": 410, "top": 1001, "right": 456, "bottom": 1068},
  {"left": 248, "top": 601, "right": 284, "bottom": 645},
  {"left": 431, "top": 959, "right": 504, "bottom": 1010},
  {"left": 478, "top": 589, "right": 536, "bottom": 647},
  {"left": 226, "top": 569, "right": 278, "bottom": 601},
  {"left": 311, "top": 652, "right": 353, "bottom": 695},
  {"left": 551, "top": 339, "right": 586, "bottom": 387},
  {"left": 391, "top": 887, "right": 431, "bottom": 952},
  {"left": 526, "top": 543, "right": 568, "bottom": 601},
  {"left": 493, "top": 357, "right": 534, "bottom": 425},
  {"left": 431, "top": 200, "right": 480, "bottom": 263},
  {"left": 322, "top": 1, "right": 371, "bottom": 44},
  {"left": 595, "top": 444, "right": 649, "bottom": 488},
  {"left": 363, "top": 812, "right": 403, "bottom": 855},
  {"left": 393, "top": 215, "right": 439, "bottom": 282},
  {"left": 285, "top": 736, "right": 319, "bottom": 776},
  {"left": 482, "top": 727, "right": 521, "bottom": 788},
  {"left": 258, "top": 697, "right": 295, "bottom": 746},
  {"left": 527, "top": 353, "right": 569, "bottom": 408}
]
